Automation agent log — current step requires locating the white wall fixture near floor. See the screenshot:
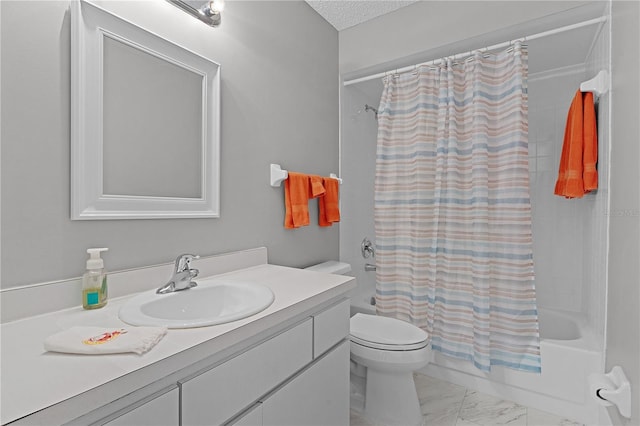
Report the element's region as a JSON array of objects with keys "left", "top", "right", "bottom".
[{"left": 589, "top": 366, "right": 632, "bottom": 419}]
